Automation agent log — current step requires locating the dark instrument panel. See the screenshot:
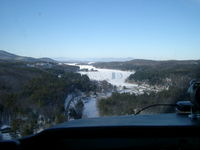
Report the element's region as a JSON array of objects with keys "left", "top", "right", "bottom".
[{"left": 1, "top": 114, "right": 200, "bottom": 150}]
